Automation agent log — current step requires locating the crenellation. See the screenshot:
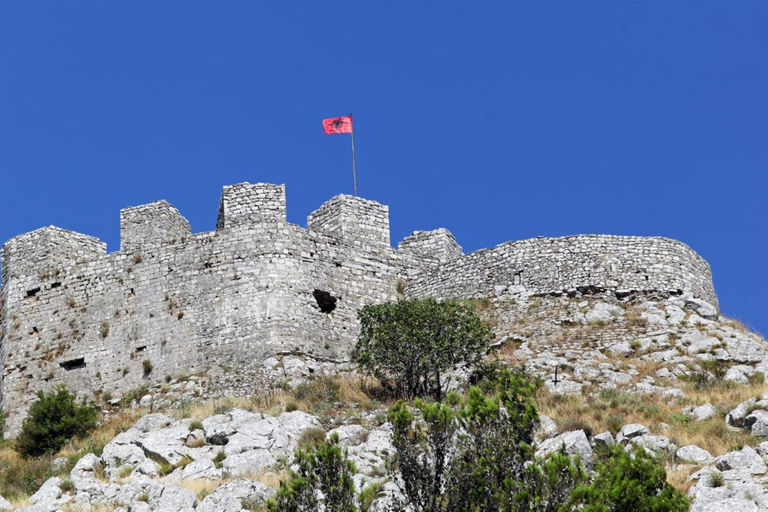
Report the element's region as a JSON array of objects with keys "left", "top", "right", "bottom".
[
  {"left": 120, "top": 200, "right": 191, "bottom": 253},
  {"left": 0, "top": 183, "right": 719, "bottom": 437},
  {"left": 398, "top": 228, "right": 463, "bottom": 279},
  {"left": 307, "top": 194, "right": 390, "bottom": 248},
  {"left": 216, "top": 182, "right": 286, "bottom": 230}
]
